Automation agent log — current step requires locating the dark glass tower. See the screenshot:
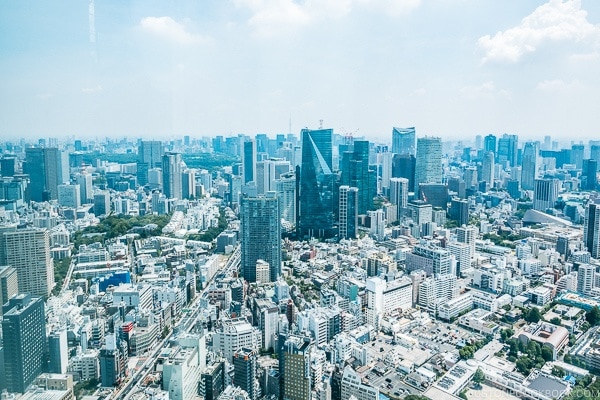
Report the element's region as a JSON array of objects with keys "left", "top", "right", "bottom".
[
  {"left": 2, "top": 294, "right": 47, "bottom": 394},
  {"left": 392, "top": 154, "right": 416, "bottom": 192},
  {"left": 584, "top": 202, "right": 600, "bottom": 259},
  {"left": 162, "top": 152, "right": 182, "bottom": 199},
  {"left": 298, "top": 128, "right": 336, "bottom": 239},
  {"left": 341, "top": 140, "right": 374, "bottom": 214},
  {"left": 24, "top": 147, "right": 64, "bottom": 202},
  {"left": 137, "top": 140, "right": 163, "bottom": 186},
  {"left": 233, "top": 348, "right": 258, "bottom": 400}
]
